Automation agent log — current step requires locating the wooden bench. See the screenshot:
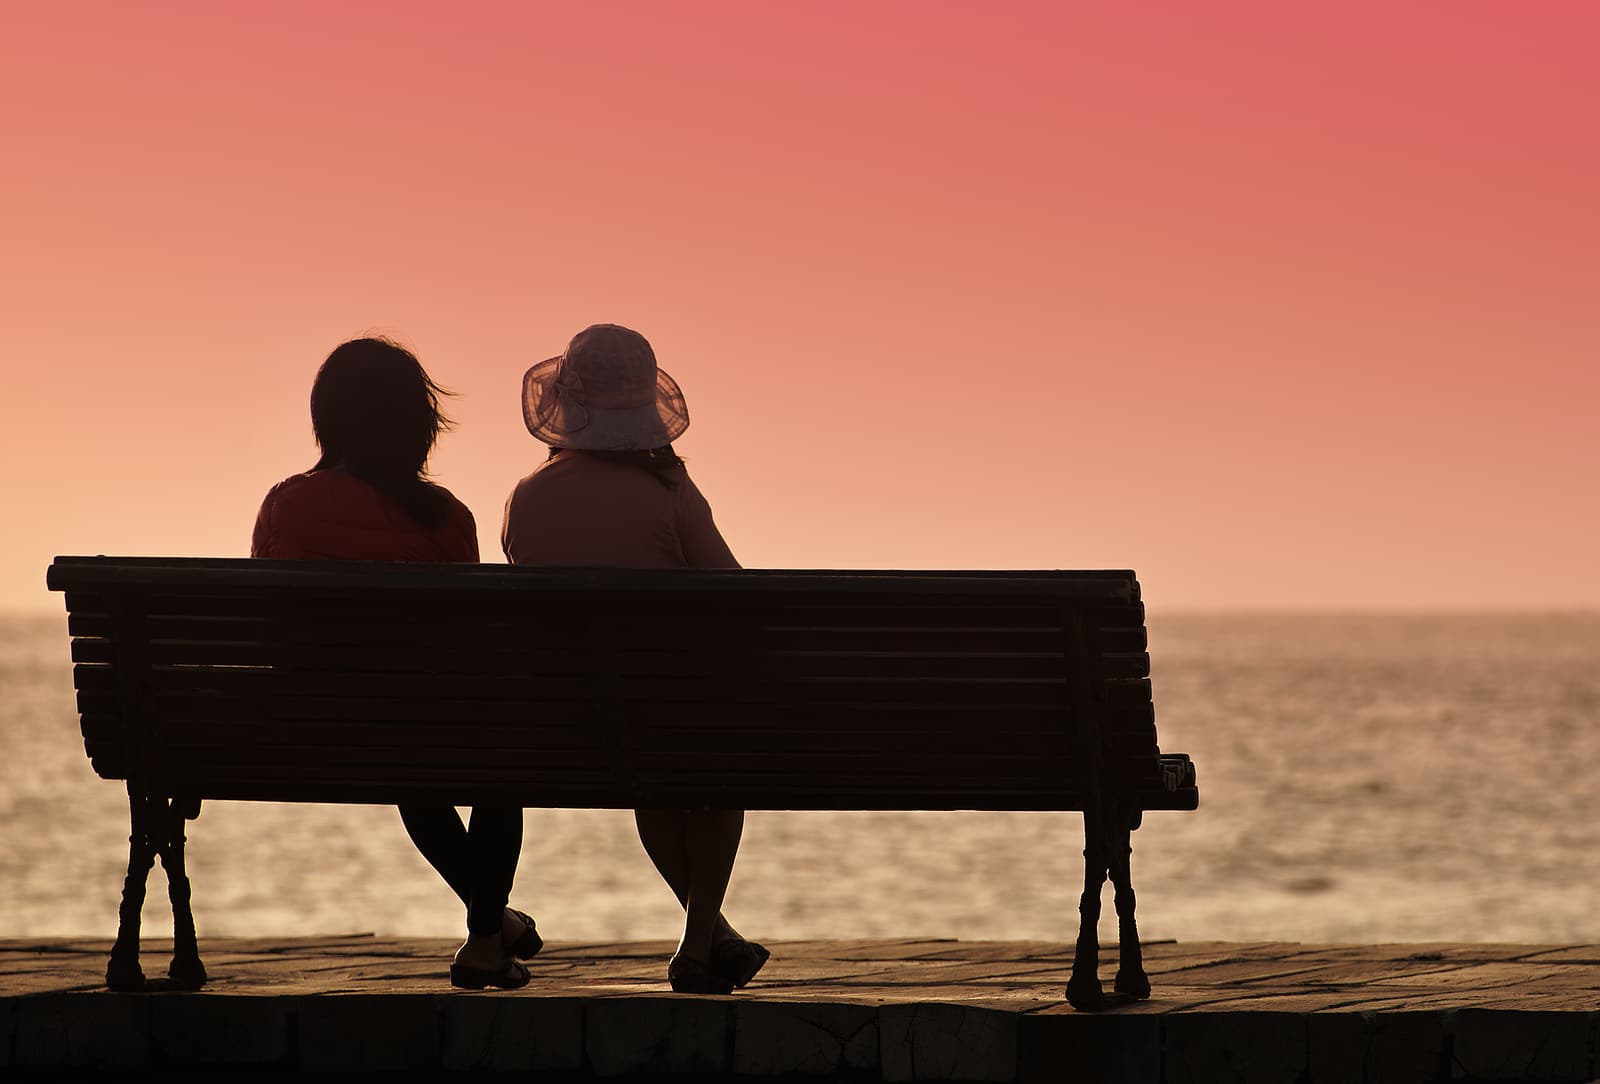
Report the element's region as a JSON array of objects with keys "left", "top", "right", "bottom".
[{"left": 47, "top": 556, "right": 1198, "bottom": 1011}]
